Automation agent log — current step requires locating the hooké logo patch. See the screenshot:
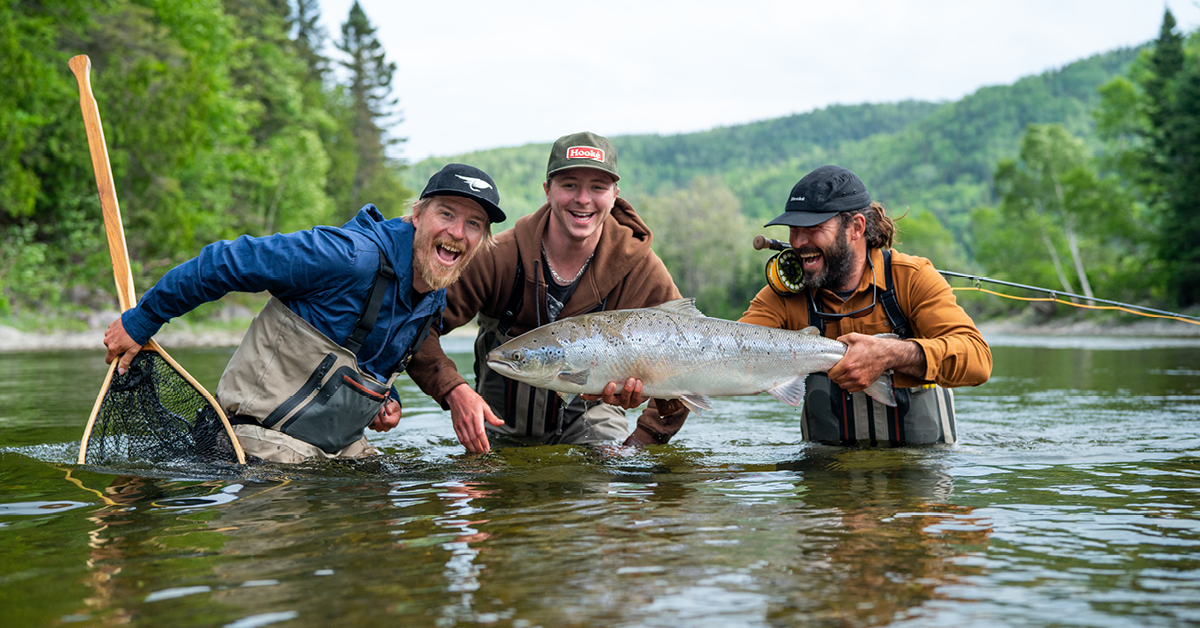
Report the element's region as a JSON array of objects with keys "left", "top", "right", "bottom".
[{"left": 566, "top": 146, "right": 605, "bottom": 162}]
